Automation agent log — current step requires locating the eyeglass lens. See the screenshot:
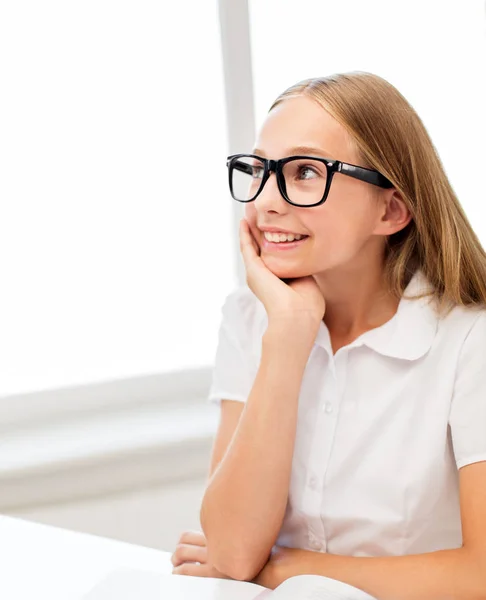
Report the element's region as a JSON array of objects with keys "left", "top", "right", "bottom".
[{"left": 231, "top": 155, "right": 328, "bottom": 206}]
